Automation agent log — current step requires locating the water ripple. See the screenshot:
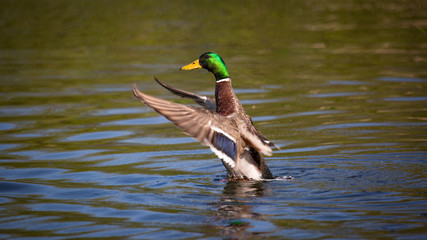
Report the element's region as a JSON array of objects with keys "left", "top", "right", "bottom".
[
  {"left": 104, "top": 116, "right": 168, "bottom": 126},
  {"left": 0, "top": 123, "right": 16, "bottom": 130},
  {"left": 63, "top": 130, "right": 133, "bottom": 142},
  {"left": 120, "top": 136, "right": 194, "bottom": 145},
  {"left": 253, "top": 110, "right": 343, "bottom": 122},
  {"left": 384, "top": 96, "right": 427, "bottom": 102},
  {"left": 0, "top": 2, "right": 426, "bottom": 239},
  {"left": 12, "top": 149, "right": 105, "bottom": 161},
  {"left": 310, "top": 121, "right": 427, "bottom": 131}
]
